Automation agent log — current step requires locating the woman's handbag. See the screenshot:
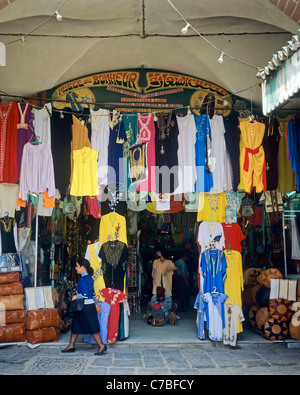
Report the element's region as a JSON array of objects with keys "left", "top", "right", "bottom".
[{"left": 71, "top": 298, "right": 84, "bottom": 313}]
